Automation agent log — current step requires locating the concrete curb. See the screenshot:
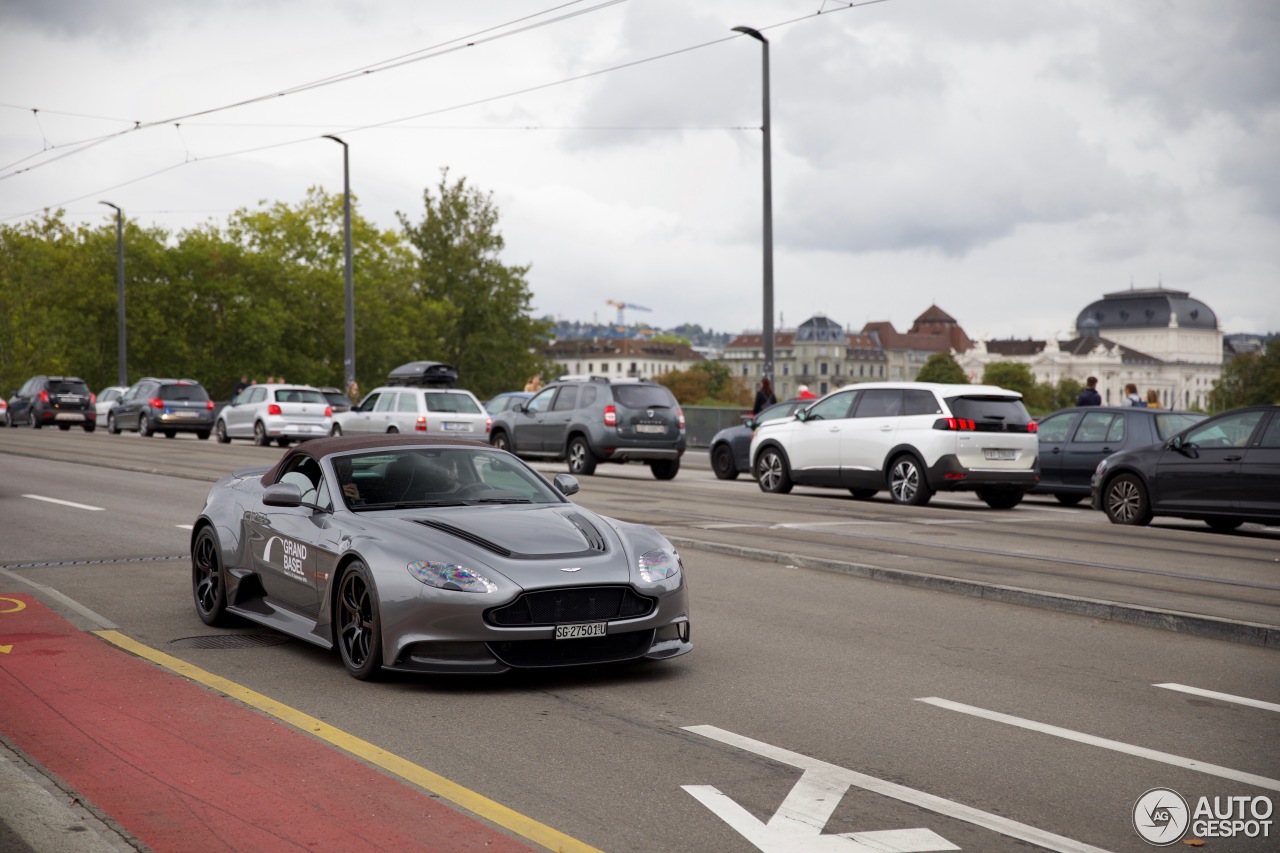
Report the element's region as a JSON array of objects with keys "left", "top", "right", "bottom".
[{"left": 667, "top": 535, "right": 1280, "bottom": 650}]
